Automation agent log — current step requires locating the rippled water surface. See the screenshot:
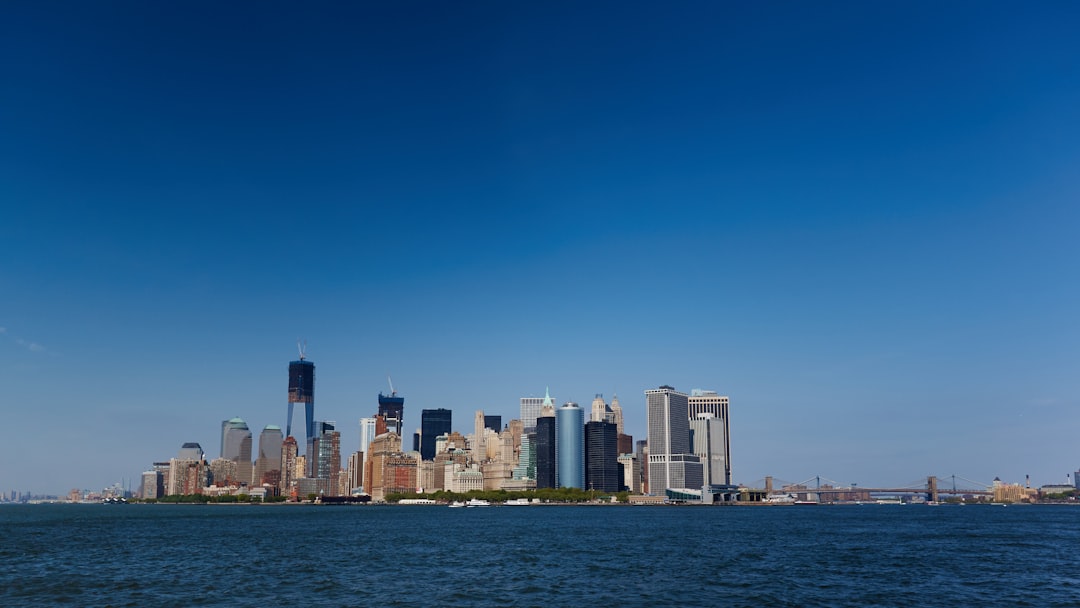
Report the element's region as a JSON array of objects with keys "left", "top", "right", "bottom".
[{"left": 3, "top": 503, "right": 1080, "bottom": 607}]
